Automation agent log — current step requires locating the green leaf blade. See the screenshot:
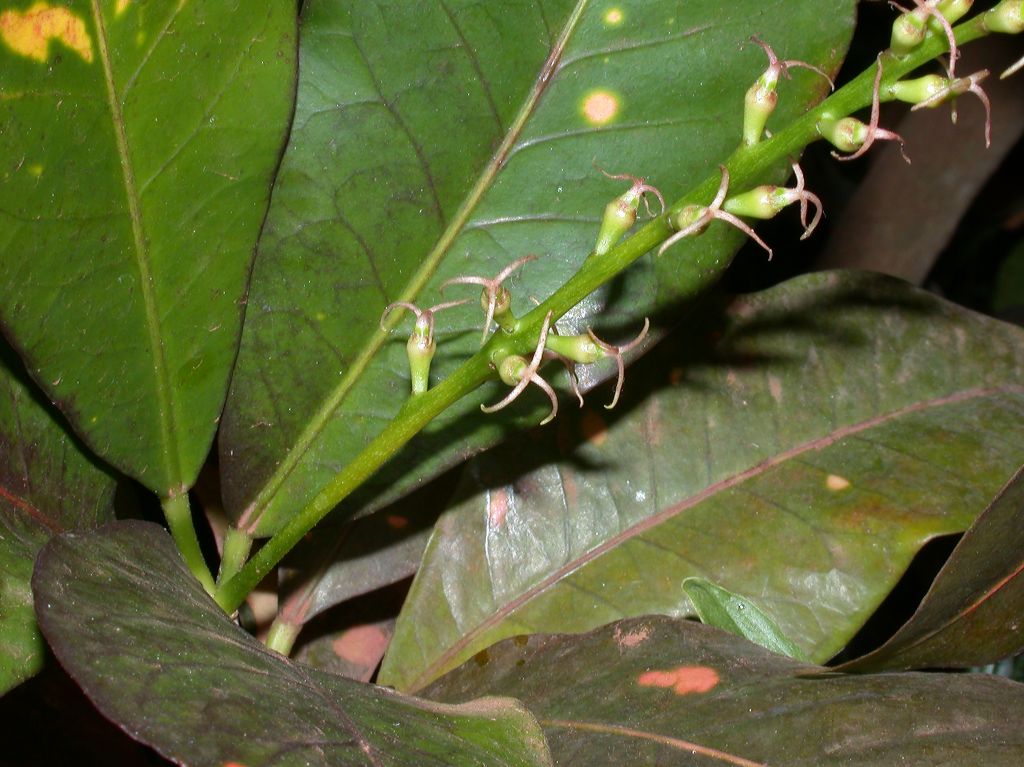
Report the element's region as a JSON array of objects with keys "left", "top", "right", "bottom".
[
  {"left": 682, "top": 576, "right": 809, "bottom": 660},
  {"left": 0, "top": 343, "right": 115, "bottom": 694},
  {"left": 33, "top": 520, "right": 554, "bottom": 767},
  {"left": 424, "top": 616, "right": 1024, "bottom": 766},
  {"left": 380, "top": 272, "right": 1024, "bottom": 691},
  {"left": 0, "top": 1, "right": 297, "bottom": 494},
  {"left": 221, "top": 0, "right": 855, "bottom": 536}
]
